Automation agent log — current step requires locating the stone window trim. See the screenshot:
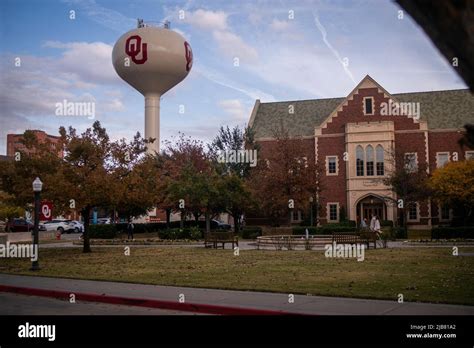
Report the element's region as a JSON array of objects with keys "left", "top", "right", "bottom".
[
  {"left": 326, "top": 155, "right": 339, "bottom": 176},
  {"left": 436, "top": 152, "right": 450, "bottom": 168},
  {"left": 363, "top": 96, "right": 375, "bottom": 115},
  {"left": 407, "top": 202, "right": 420, "bottom": 222},
  {"left": 327, "top": 202, "right": 340, "bottom": 223},
  {"left": 438, "top": 204, "right": 452, "bottom": 222}
]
